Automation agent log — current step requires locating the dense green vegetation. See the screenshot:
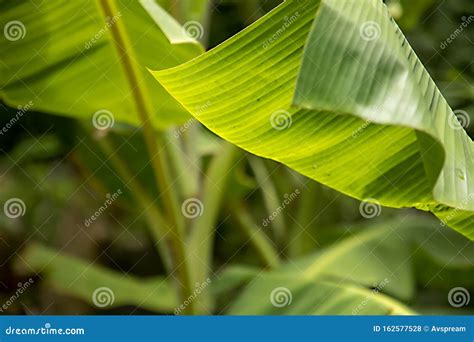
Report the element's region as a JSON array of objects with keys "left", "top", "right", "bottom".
[{"left": 0, "top": 0, "right": 472, "bottom": 315}]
